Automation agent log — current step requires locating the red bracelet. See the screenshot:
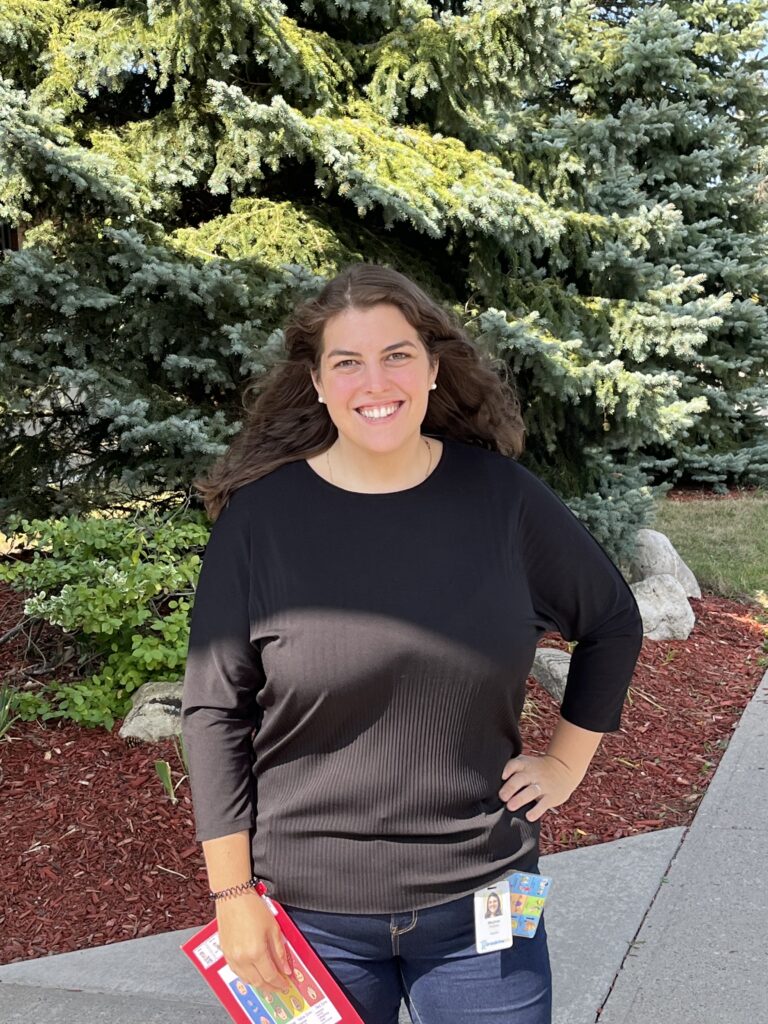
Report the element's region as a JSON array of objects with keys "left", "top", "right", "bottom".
[{"left": 208, "top": 875, "right": 260, "bottom": 901}]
